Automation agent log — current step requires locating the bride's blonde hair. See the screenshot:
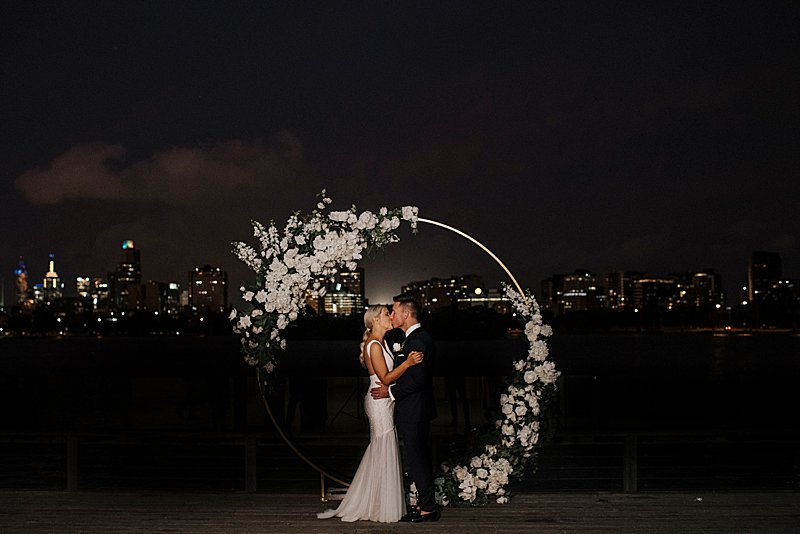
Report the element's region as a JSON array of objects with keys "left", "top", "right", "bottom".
[{"left": 359, "top": 305, "right": 387, "bottom": 369}]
